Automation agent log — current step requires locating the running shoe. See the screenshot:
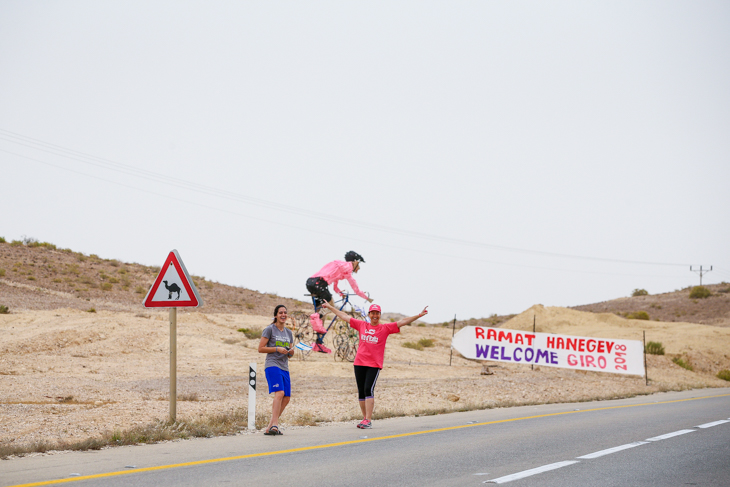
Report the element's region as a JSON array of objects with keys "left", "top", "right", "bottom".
[
  {"left": 310, "top": 313, "right": 327, "bottom": 334},
  {"left": 356, "top": 419, "right": 367, "bottom": 429},
  {"left": 312, "top": 343, "right": 332, "bottom": 354},
  {"left": 358, "top": 420, "right": 372, "bottom": 429}
]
